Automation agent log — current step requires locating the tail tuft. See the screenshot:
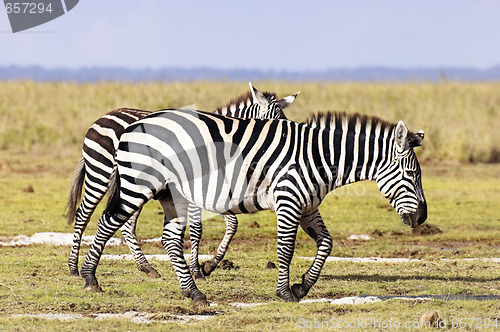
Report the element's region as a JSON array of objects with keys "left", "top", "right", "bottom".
[{"left": 65, "top": 157, "right": 86, "bottom": 224}]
